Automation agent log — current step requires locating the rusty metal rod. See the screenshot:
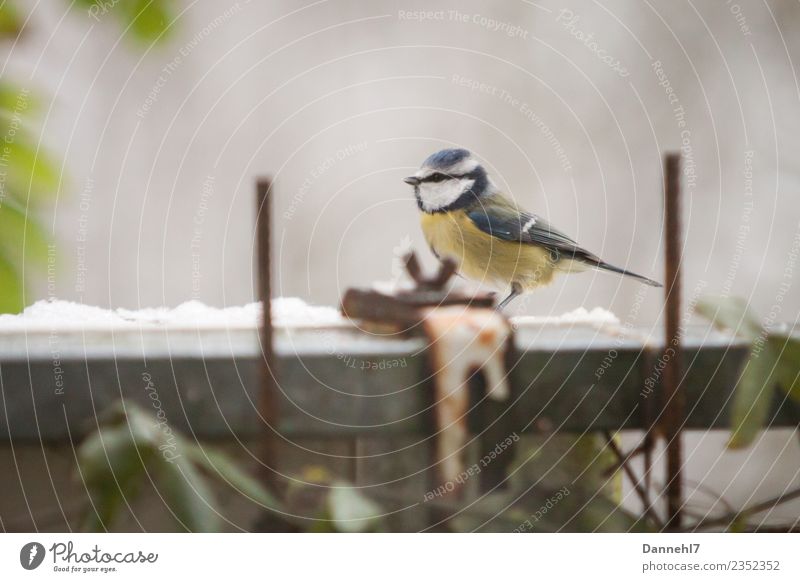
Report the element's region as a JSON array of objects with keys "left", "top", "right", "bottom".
[
  {"left": 255, "top": 177, "right": 278, "bottom": 490},
  {"left": 641, "top": 348, "right": 656, "bottom": 502},
  {"left": 663, "top": 153, "right": 684, "bottom": 530}
]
